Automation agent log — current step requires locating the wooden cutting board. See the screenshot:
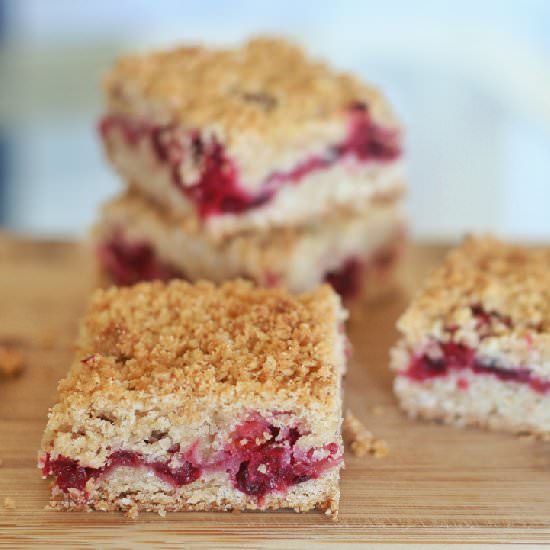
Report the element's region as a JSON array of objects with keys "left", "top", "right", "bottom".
[{"left": 1, "top": 236, "right": 549, "bottom": 548}]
